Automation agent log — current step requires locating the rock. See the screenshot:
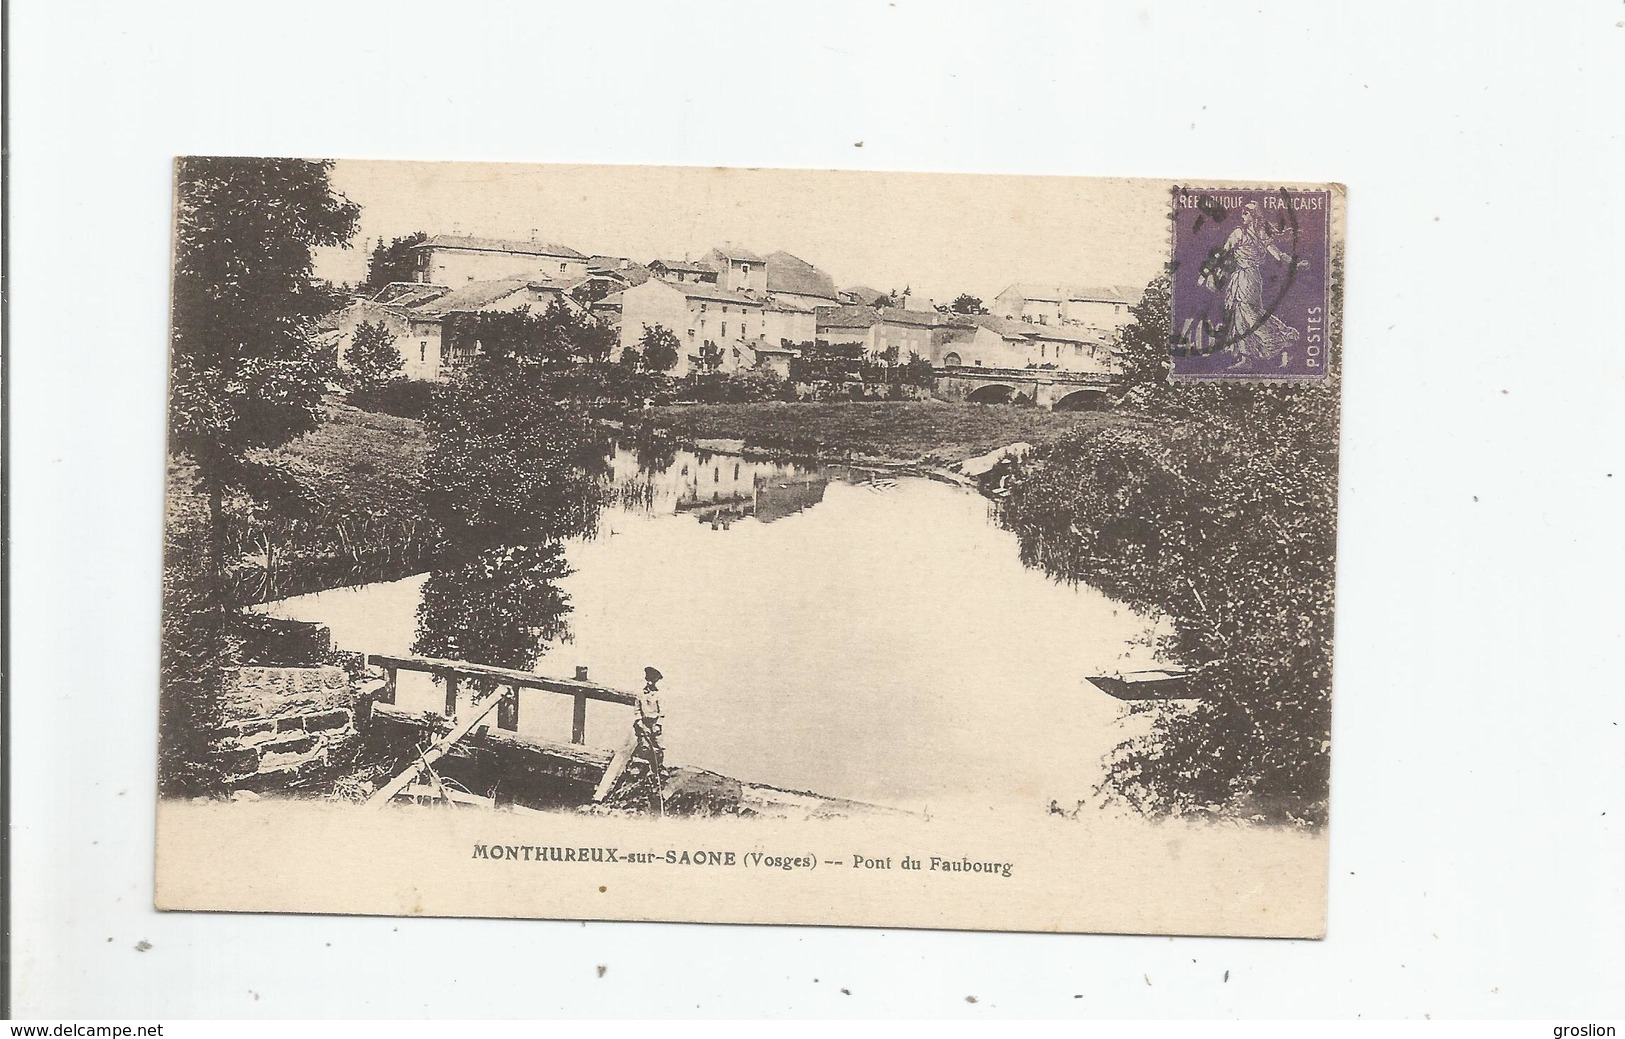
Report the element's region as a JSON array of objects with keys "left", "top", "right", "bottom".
[
  {"left": 219, "top": 665, "right": 353, "bottom": 722},
  {"left": 303, "top": 708, "right": 352, "bottom": 732},
  {"left": 230, "top": 790, "right": 261, "bottom": 803}
]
